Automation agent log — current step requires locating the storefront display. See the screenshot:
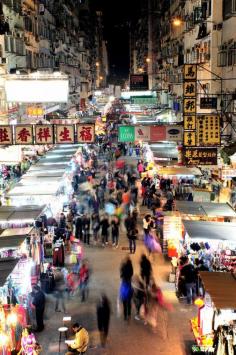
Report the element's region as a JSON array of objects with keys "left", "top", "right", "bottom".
[
  {"left": 163, "top": 215, "right": 182, "bottom": 257},
  {"left": 191, "top": 272, "right": 236, "bottom": 354}
]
